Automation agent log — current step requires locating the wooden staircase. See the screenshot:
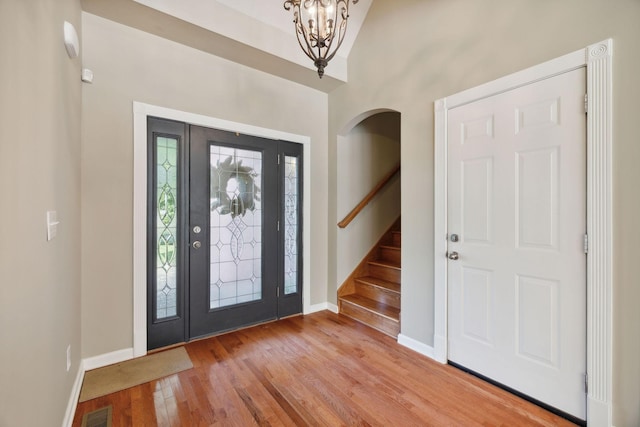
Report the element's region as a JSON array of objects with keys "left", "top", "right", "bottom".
[{"left": 338, "top": 223, "right": 401, "bottom": 338}]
